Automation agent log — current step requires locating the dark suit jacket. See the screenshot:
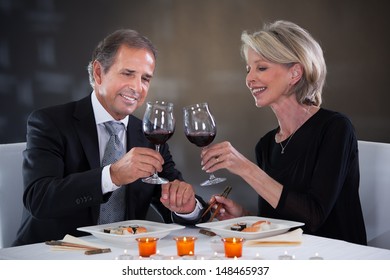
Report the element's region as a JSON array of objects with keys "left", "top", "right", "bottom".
[{"left": 13, "top": 95, "right": 208, "bottom": 246}]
